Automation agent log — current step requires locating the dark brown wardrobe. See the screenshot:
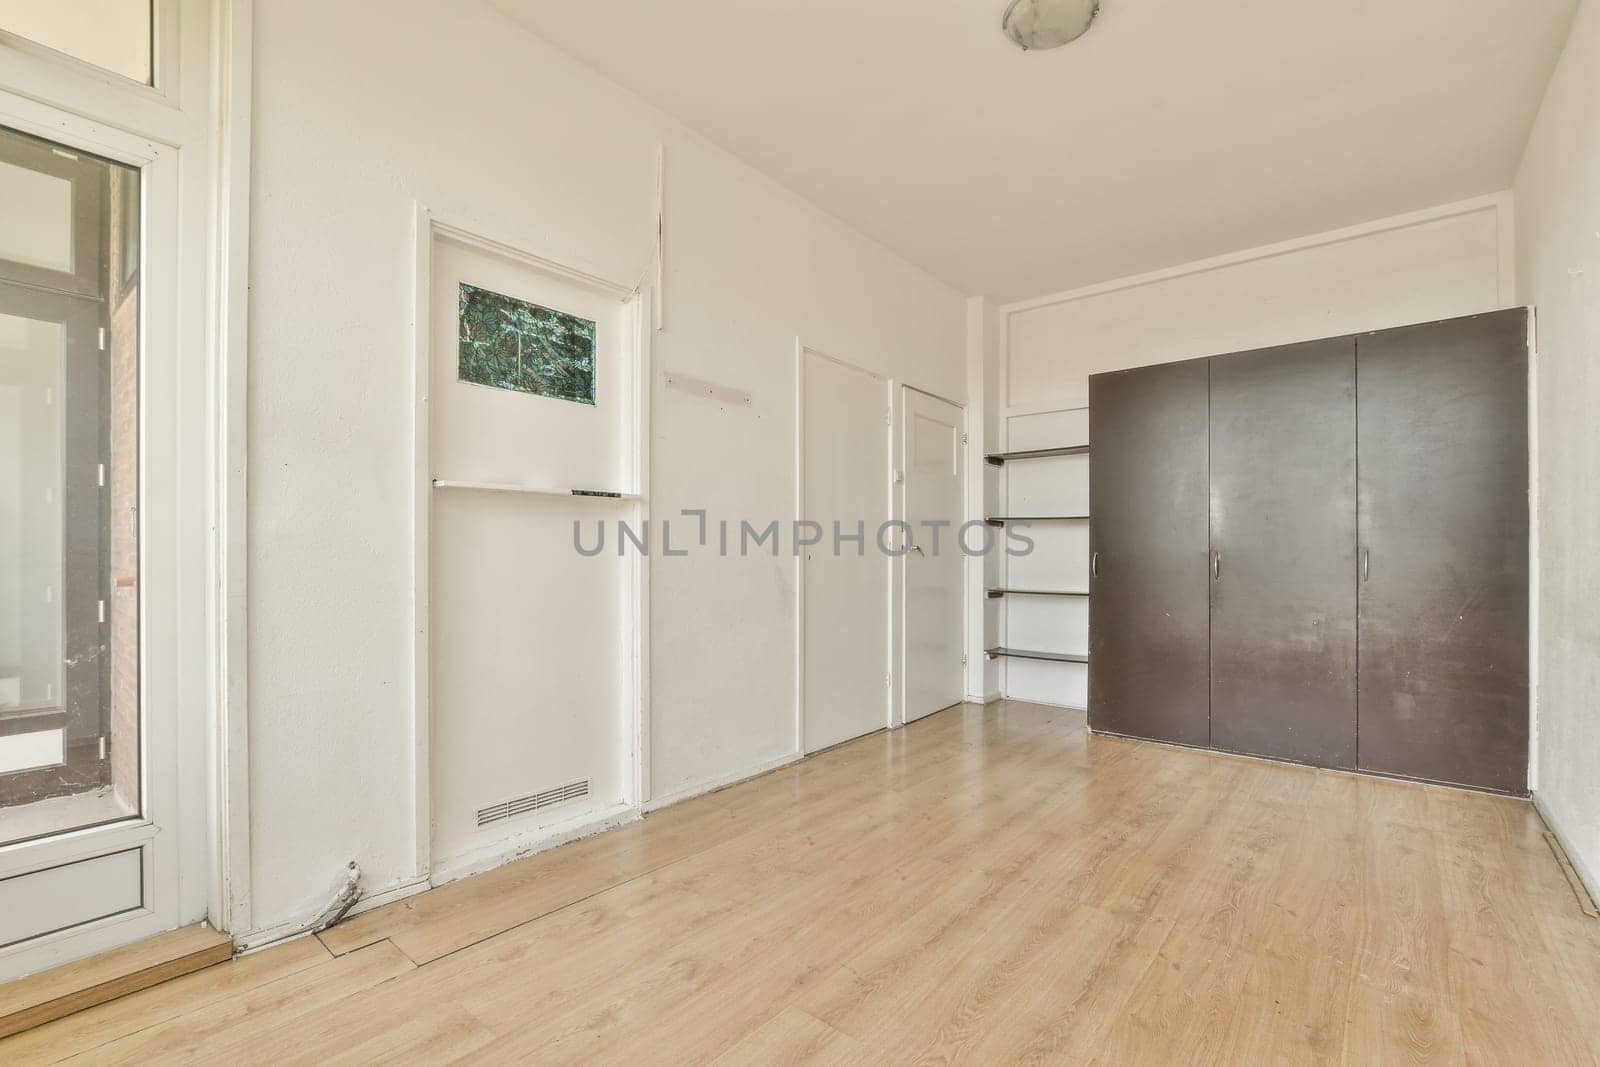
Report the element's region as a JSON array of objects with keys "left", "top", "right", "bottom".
[{"left": 1087, "top": 308, "right": 1529, "bottom": 794}]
